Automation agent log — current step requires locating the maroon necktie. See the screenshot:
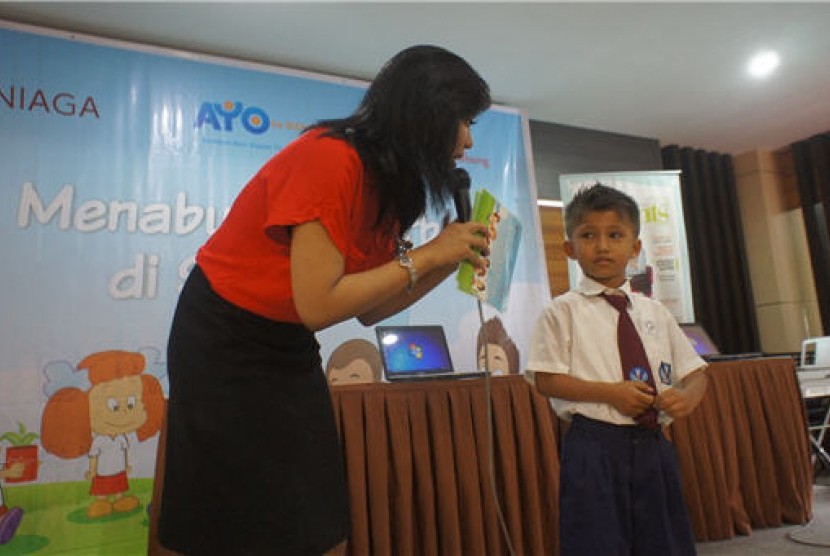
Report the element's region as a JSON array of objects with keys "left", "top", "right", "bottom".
[{"left": 602, "top": 293, "right": 659, "bottom": 429}]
